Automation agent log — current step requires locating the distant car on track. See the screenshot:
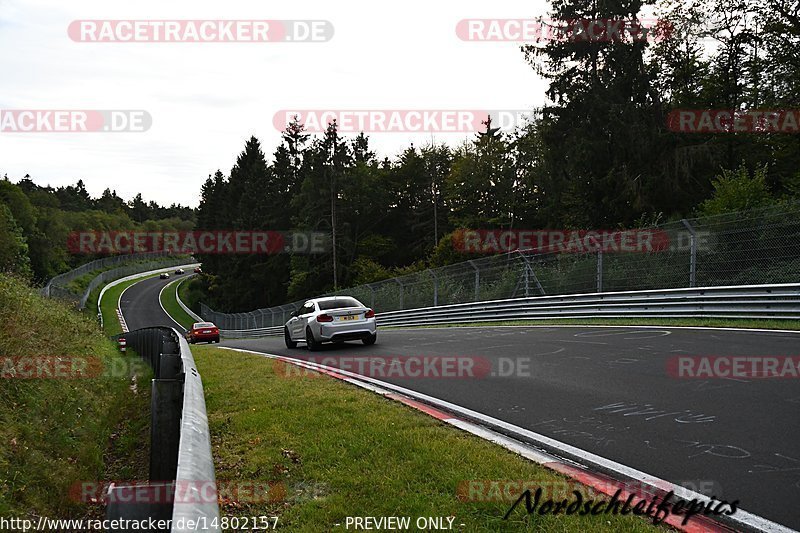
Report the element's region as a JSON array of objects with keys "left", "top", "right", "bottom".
[
  {"left": 186, "top": 322, "right": 220, "bottom": 344},
  {"left": 194, "top": 267, "right": 202, "bottom": 273},
  {"left": 175, "top": 268, "right": 185, "bottom": 275},
  {"left": 284, "top": 296, "right": 376, "bottom": 350},
  {"left": 159, "top": 272, "right": 170, "bottom": 279}
]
